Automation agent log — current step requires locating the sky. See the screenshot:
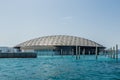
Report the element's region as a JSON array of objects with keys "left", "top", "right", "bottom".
[{"left": 0, "top": 0, "right": 120, "bottom": 48}]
